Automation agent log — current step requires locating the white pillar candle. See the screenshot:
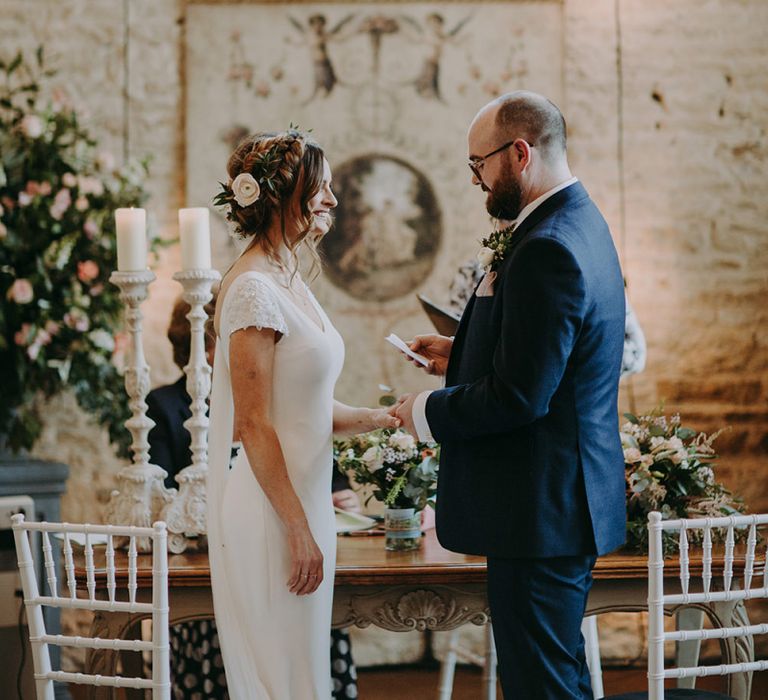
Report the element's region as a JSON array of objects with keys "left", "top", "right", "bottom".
[
  {"left": 115, "top": 208, "right": 147, "bottom": 271},
  {"left": 179, "top": 207, "right": 212, "bottom": 270}
]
